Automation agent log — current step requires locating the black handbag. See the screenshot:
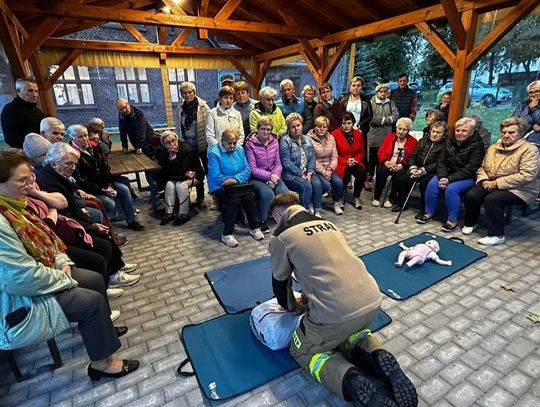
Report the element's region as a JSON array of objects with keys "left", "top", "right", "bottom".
[{"left": 223, "top": 182, "right": 254, "bottom": 197}]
